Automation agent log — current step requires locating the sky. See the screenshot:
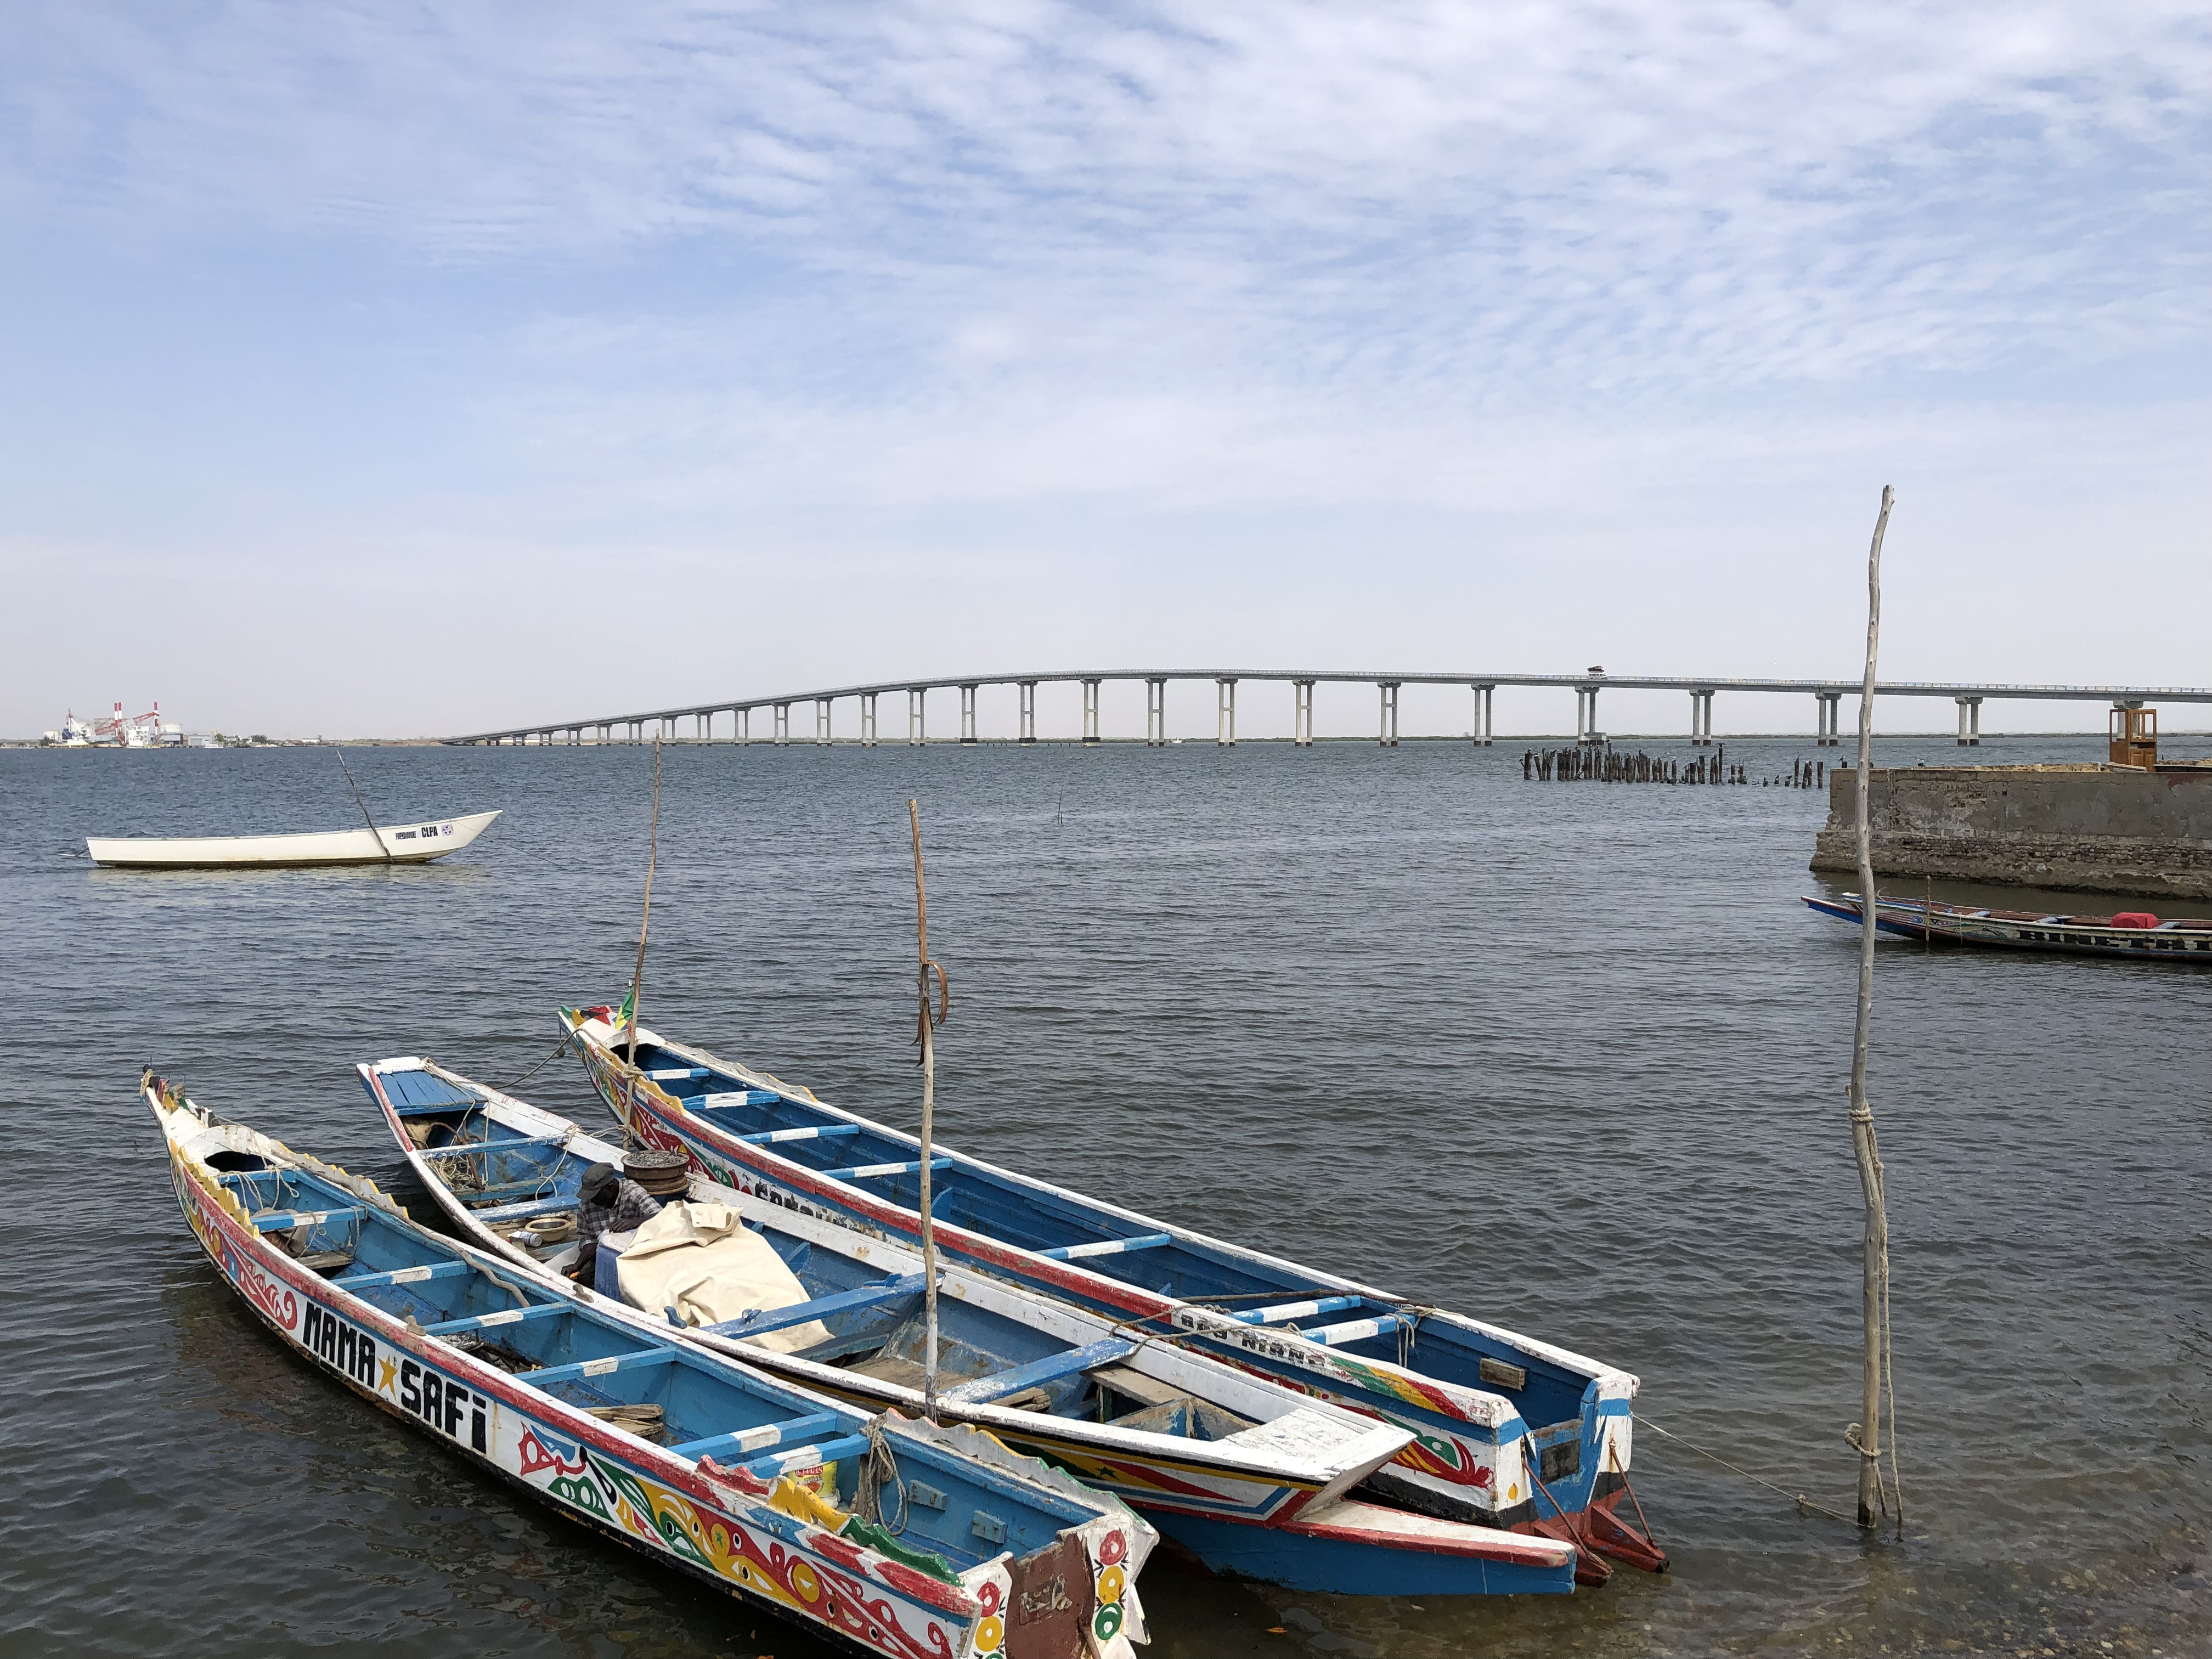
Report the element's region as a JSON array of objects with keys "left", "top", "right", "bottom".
[{"left": 3, "top": 2, "right": 2208, "bottom": 740}]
